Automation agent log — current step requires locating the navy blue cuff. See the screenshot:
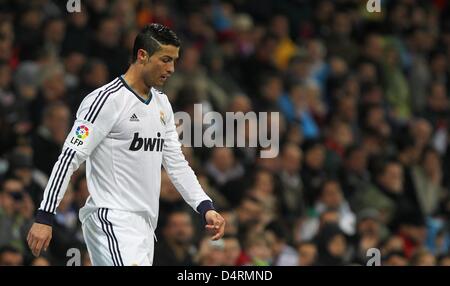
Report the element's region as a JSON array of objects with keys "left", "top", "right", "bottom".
[
  {"left": 196, "top": 200, "right": 215, "bottom": 225},
  {"left": 35, "top": 210, "right": 55, "bottom": 227}
]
